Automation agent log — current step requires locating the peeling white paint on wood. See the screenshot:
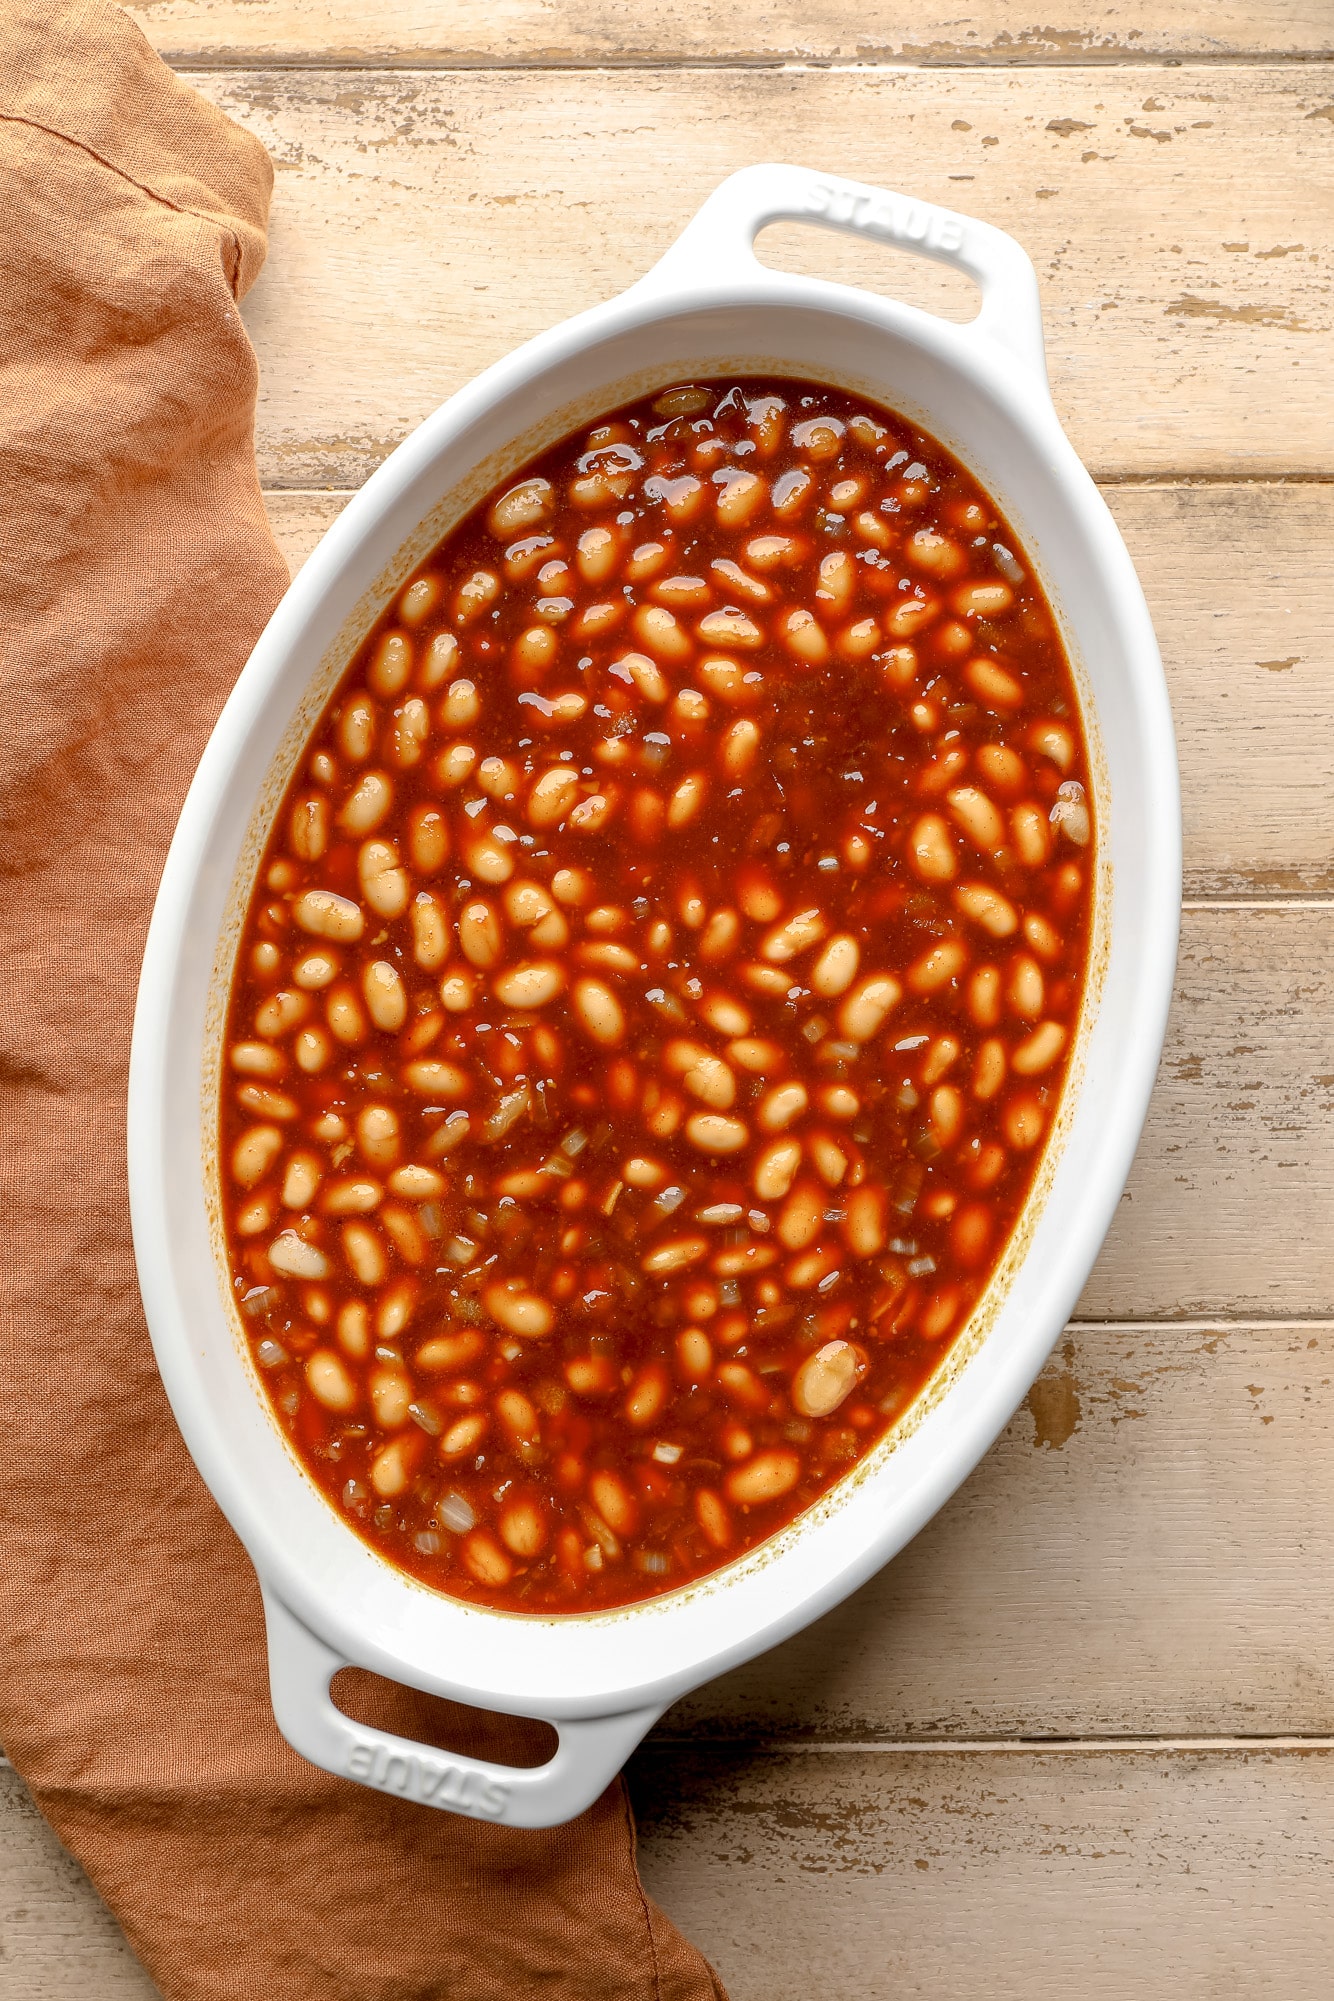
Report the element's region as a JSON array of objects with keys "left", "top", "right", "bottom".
[
  {"left": 178, "top": 65, "right": 1334, "bottom": 486},
  {"left": 663, "top": 1319, "right": 1334, "bottom": 1740},
  {"left": 8, "top": 16, "right": 1333, "bottom": 1995},
  {"left": 130, "top": 1, "right": 1334, "bottom": 68},
  {"left": 632, "top": 1743, "right": 1334, "bottom": 2000}
]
